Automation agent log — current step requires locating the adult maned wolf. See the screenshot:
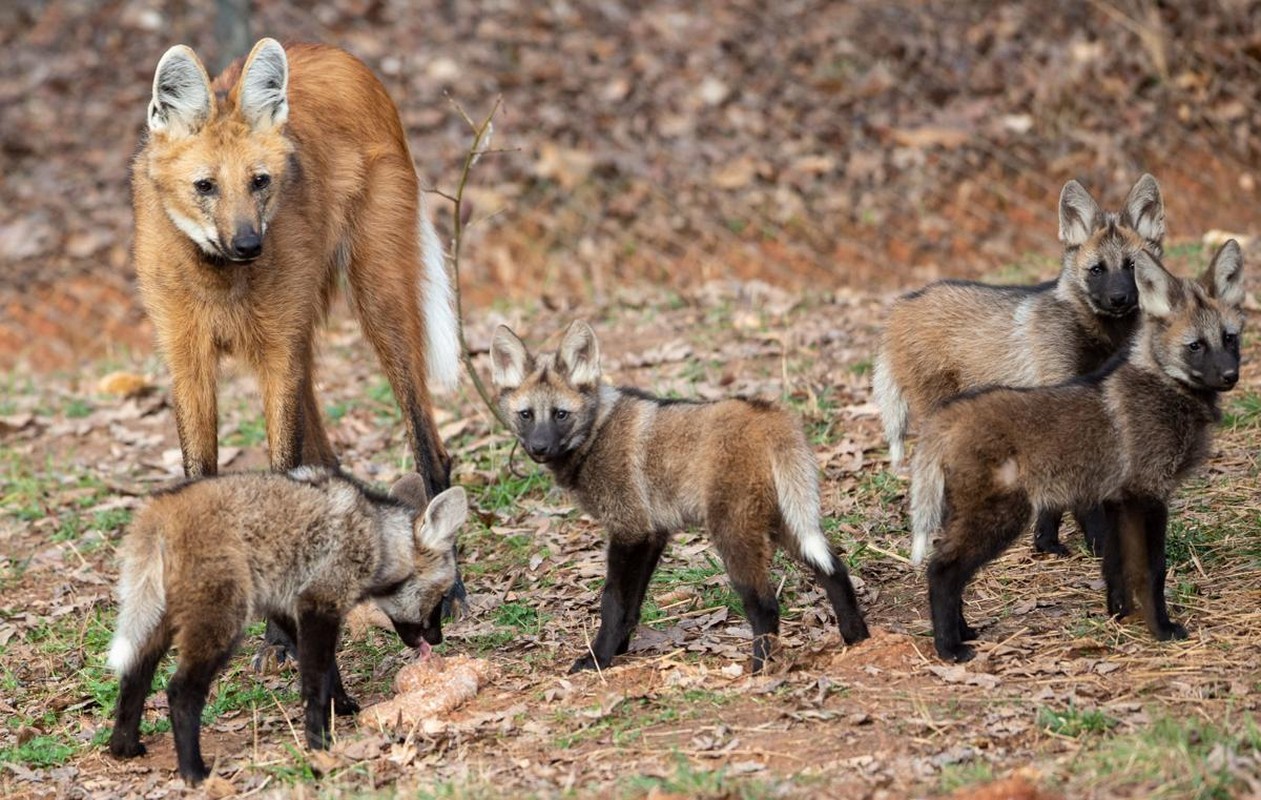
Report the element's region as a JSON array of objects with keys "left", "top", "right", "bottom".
[
  {"left": 909, "top": 241, "right": 1244, "bottom": 663},
  {"left": 106, "top": 468, "right": 467, "bottom": 785},
  {"left": 490, "top": 321, "right": 869, "bottom": 674},
  {"left": 873, "top": 174, "right": 1165, "bottom": 555},
  {"left": 133, "top": 38, "right": 458, "bottom": 497}
]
